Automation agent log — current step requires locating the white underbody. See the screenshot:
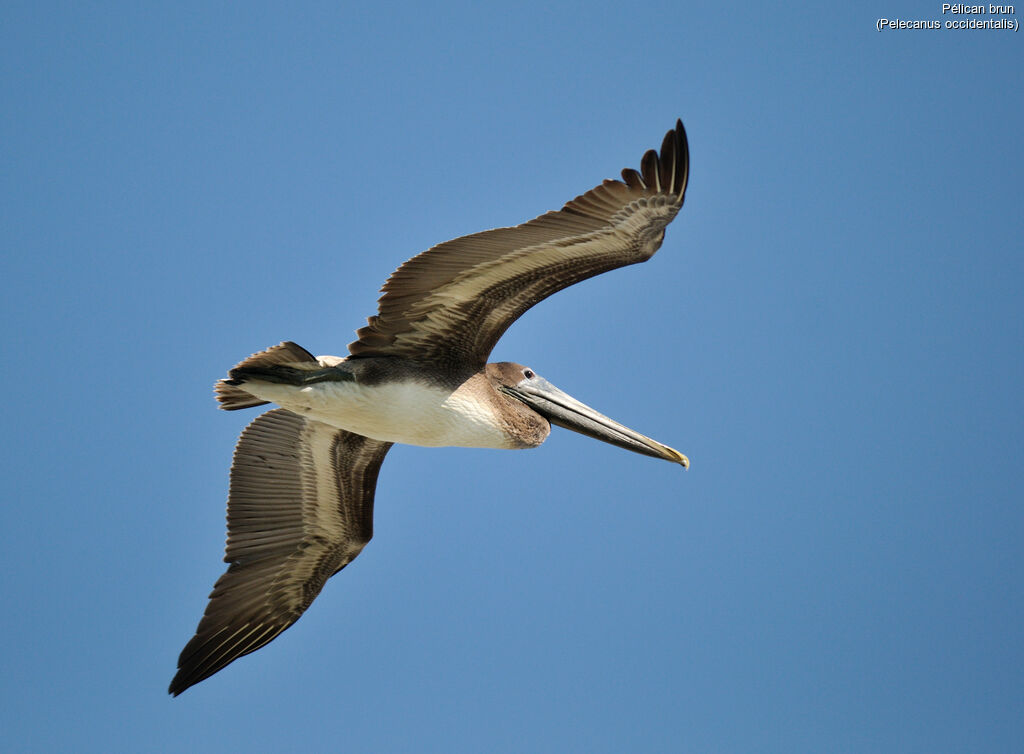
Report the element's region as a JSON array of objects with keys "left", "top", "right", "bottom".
[{"left": 243, "top": 377, "right": 516, "bottom": 449}]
